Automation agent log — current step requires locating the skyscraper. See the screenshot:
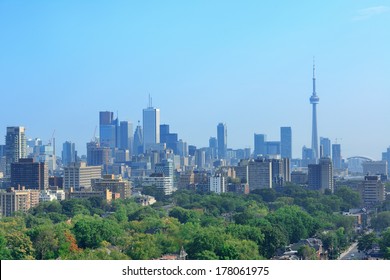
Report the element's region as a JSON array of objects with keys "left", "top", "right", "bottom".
[
  {"left": 5, "top": 126, "right": 27, "bottom": 176},
  {"left": 332, "top": 144, "right": 342, "bottom": 170},
  {"left": 254, "top": 134, "right": 267, "bottom": 158},
  {"left": 62, "top": 141, "right": 76, "bottom": 166},
  {"left": 217, "top": 123, "right": 227, "bottom": 159},
  {"left": 308, "top": 157, "right": 333, "bottom": 193},
  {"left": 209, "top": 137, "right": 218, "bottom": 160},
  {"left": 310, "top": 62, "right": 319, "bottom": 162},
  {"left": 133, "top": 121, "right": 143, "bottom": 156},
  {"left": 143, "top": 101, "right": 160, "bottom": 152},
  {"left": 320, "top": 137, "right": 331, "bottom": 158},
  {"left": 11, "top": 158, "right": 48, "bottom": 190},
  {"left": 99, "top": 111, "right": 118, "bottom": 149},
  {"left": 119, "top": 121, "right": 133, "bottom": 152},
  {"left": 280, "top": 127, "right": 292, "bottom": 159}
]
